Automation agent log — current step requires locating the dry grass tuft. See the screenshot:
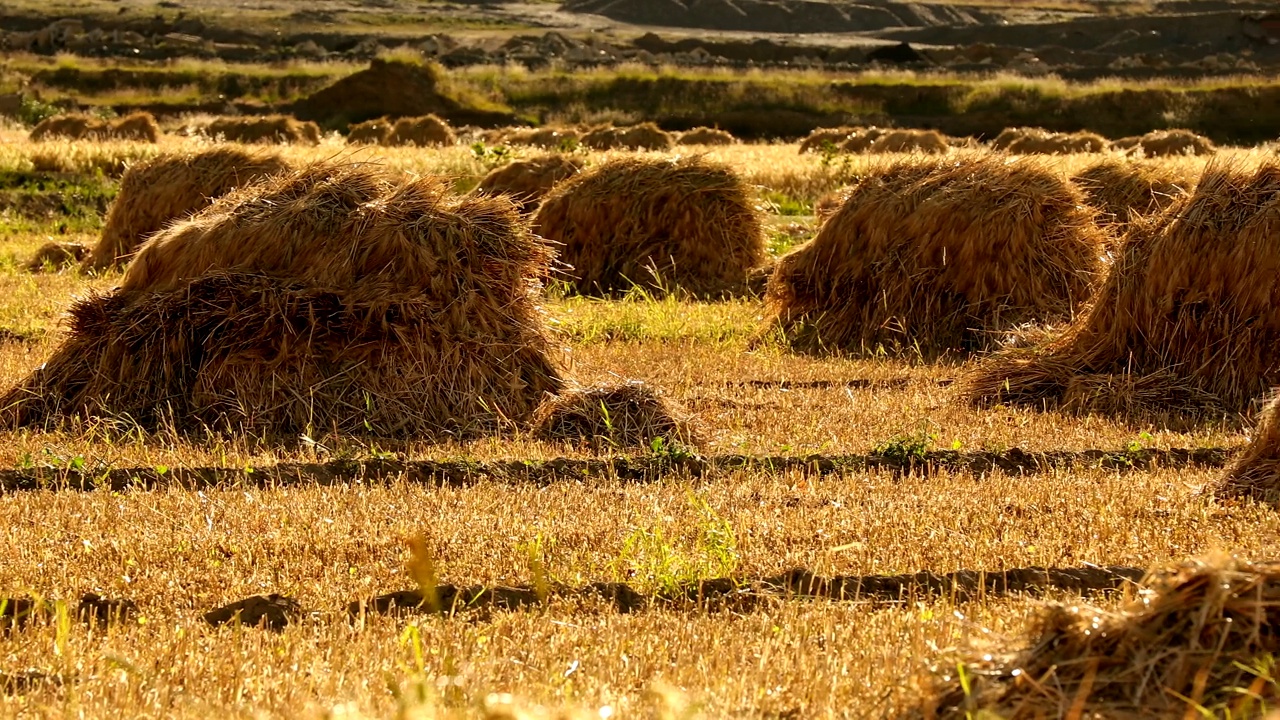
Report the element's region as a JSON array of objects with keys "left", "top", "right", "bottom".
[
  {"left": 1114, "top": 129, "right": 1217, "bottom": 157},
  {"left": 205, "top": 116, "right": 321, "bottom": 145},
  {"left": 581, "top": 123, "right": 675, "bottom": 152},
  {"left": 868, "top": 129, "right": 949, "bottom": 154},
  {"left": 767, "top": 153, "right": 1103, "bottom": 356},
  {"left": 677, "top": 127, "right": 736, "bottom": 146},
  {"left": 24, "top": 242, "right": 87, "bottom": 273},
  {"left": 965, "top": 157, "right": 1280, "bottom": 419},
  {"left": 384, "top": 114, "right": 456, "bottom": 147},
  {"left": 921, "top": 554, "right": 1280, "bottom": 719},
  {"left": 1071, "top": 157, "right": 1196, "bottom": 225},
  {"left": 533, "top": 155, "right": 766, "bottom": 298},
  {"left": 346, "top": 118, "right": 392, "bottom": 145},
  {"left": 2, "top": 162, "right": 563, "bottom": 437},
  {"left": 532, "top": 380, "right": 704, "bottom": 449},
  {"left": 87, "top": 148, "right": 292, "bottom": 271},
  {"left": 475, "top": 154, "right": 584, "bottom": 214}
]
